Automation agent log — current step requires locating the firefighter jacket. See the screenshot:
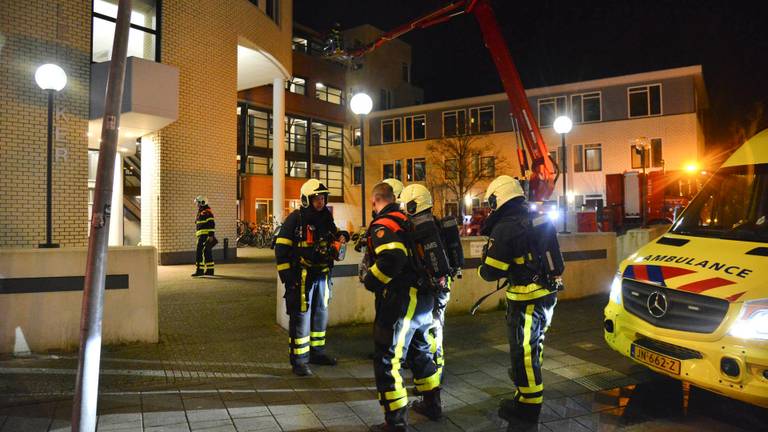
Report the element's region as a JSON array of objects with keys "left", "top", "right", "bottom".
[
  {"left": 363, "top": 203, "right": 419, "bottom": 294},
  {"left": 195, "top": 205, "right": 215, "bottom": 237},
  {"left": 478, "top": 201, "right": 555, "bottom": 302},
  {"left": 274, "top": 206, "right": 349, "bottom": 286}
]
